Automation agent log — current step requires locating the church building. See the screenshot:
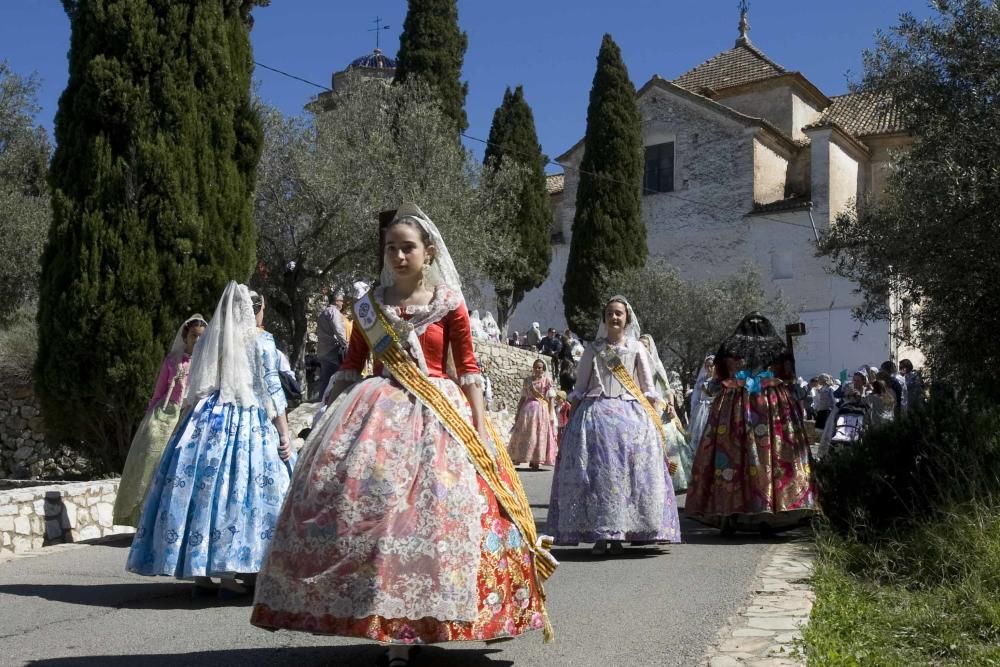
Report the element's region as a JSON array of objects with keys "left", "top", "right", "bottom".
[{"left": 509, "top": 9, "right": 913, "bottom": 379}]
